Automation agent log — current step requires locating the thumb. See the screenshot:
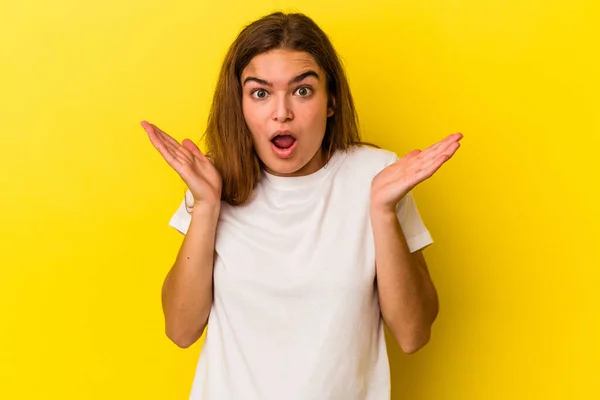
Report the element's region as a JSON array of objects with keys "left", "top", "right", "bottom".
[{"left": 182, "top": 139, "right": 205, "bottom": 160}]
